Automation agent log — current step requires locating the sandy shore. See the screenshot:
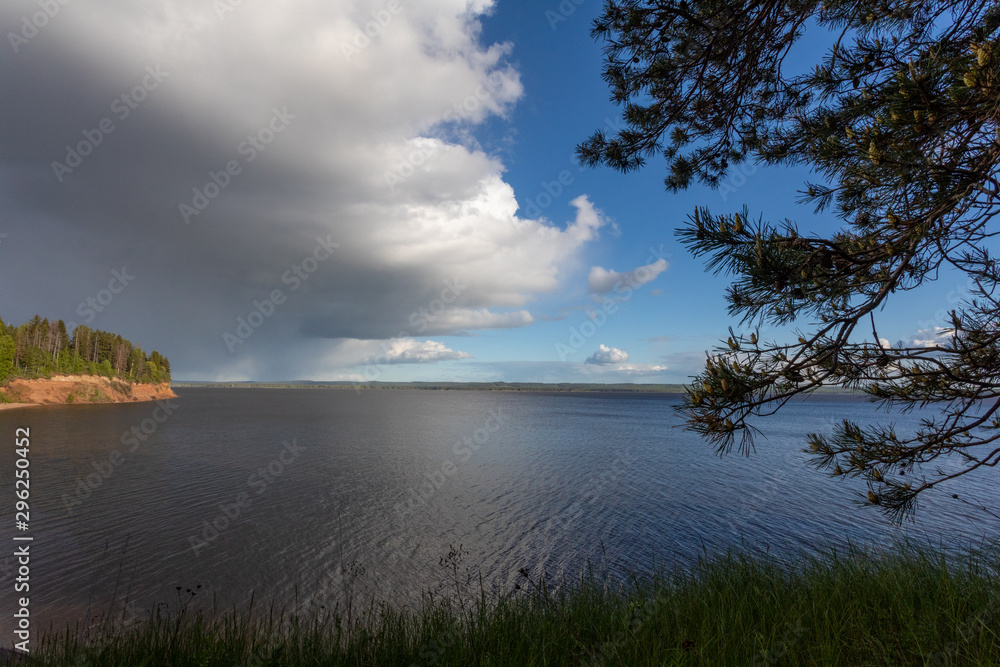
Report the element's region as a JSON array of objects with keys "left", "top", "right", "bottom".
[{"left": 0, "top": 375, "right": 177, "bottom": 407}]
